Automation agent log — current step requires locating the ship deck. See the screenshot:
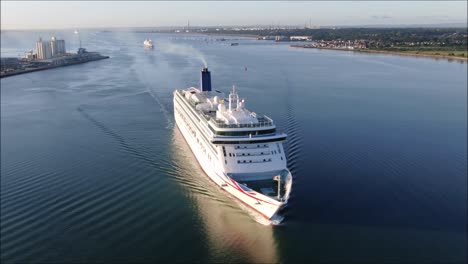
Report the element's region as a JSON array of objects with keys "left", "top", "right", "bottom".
[
  {"left": 228, "top": 170, "right": 289, "bottom": 201},
  {"left": 239, "top": 179, "right": 285, "bottom": 199},
  {"left": 180, "top": 89, "right": 275, "bottom": 129}
]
